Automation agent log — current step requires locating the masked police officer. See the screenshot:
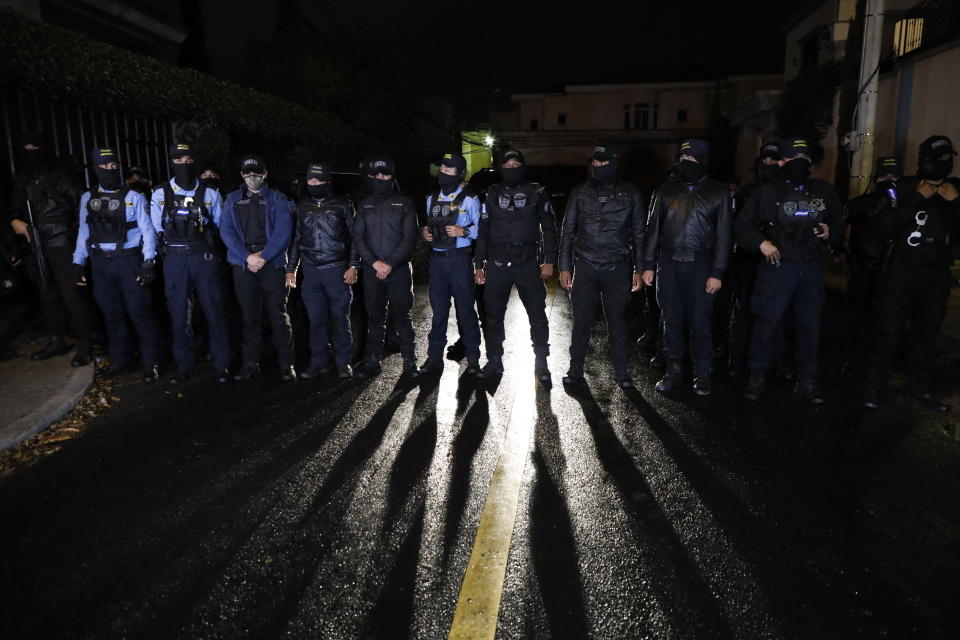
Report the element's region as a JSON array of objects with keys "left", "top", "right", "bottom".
[
  {"left": 9, "top": 130, "right": 96, "bottom": 366},
  {"left": 727, "top": 141, "right": 781, "bottom": 378},
  {"left": 286, "top": 162, "right": 358, "bottom": 379},
  {"left": 151, "top": 142, "right": 230, "bottom": 384},
  {"left": 73, "top": 147, "right": 161, "bottom": 382},
  {"left": 735, "top": 137, "right": 845, "bottom": 403},
  {"left": 559, "top": 144, "right": 646, "bottom": 388},
  {"left": 352, "top": 156, "right": 420, "bottom": 378},
  {"left": 420, "top": 152, "right": 482, "bottom": 375},
  {"left": 474, "top": 149, "right": 557, "bottom": 382},
  {"left": 221, "top": 154, "right": 296, "bottom": 381},
  {"left": 843, "top": 156, "right": 900, "bottom": 376},
  {"left": 641, "top": 138, "right": 732, "bottom": 396},
  {"left": 862, "top": 137, "right": 960, "bottom": 412}
]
